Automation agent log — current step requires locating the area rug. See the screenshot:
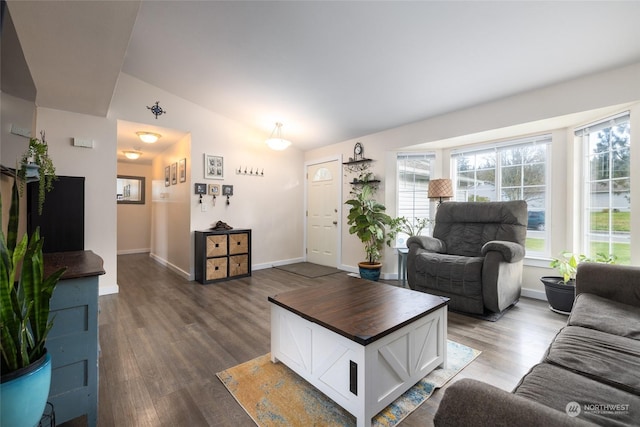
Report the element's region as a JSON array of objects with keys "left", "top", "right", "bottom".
[
  {"left": 217, "top": 340, "right": 480, "bottom": 426},
  {"left": 274, "top": 262, "right": 342, "bottom": 278}
]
